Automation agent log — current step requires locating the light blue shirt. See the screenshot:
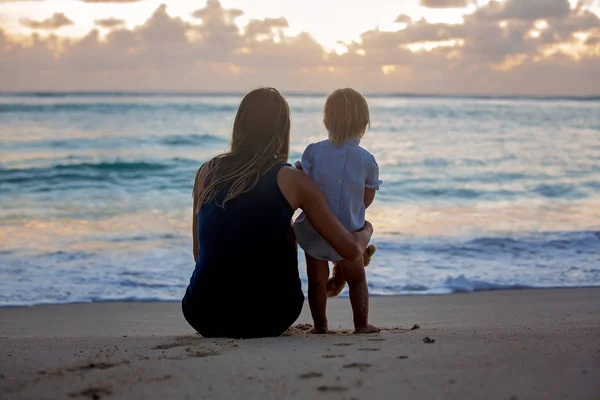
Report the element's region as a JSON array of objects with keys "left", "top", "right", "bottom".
[{"left": 293, "top": 138, "right": 382, "bottom": 261}]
